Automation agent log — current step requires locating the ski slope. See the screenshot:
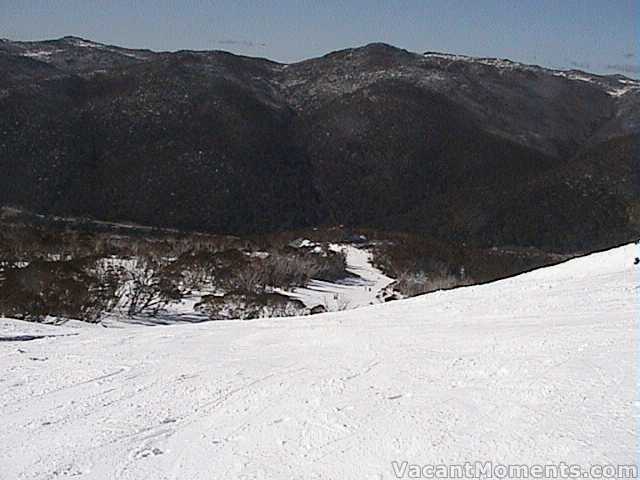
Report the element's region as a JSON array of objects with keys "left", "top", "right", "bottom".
[
  {"left": 0, "top": 244, "right": 637, "bottom": 479},
  {"left": 283, "top": 245, "right": 395, "bottom": 311}
]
